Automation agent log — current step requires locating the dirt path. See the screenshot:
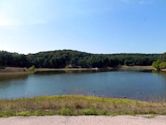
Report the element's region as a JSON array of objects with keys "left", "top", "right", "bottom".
[{"left": 0, "top": 116, "right": 165, "bottom": 125}]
